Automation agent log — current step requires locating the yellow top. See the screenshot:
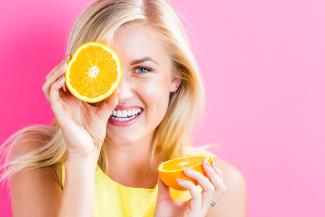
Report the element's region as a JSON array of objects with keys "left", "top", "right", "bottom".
[{"left": 60, "top": 163, "right": 192, "bottom": 217}]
